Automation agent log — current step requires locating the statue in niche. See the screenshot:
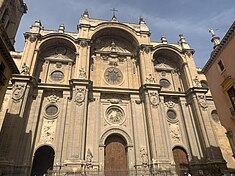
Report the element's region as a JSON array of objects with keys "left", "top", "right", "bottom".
[
  {"left": 79, "top": 68, "right": 86, "bottom": 79},
  {"left": 21, "top": 63, "right": 30, "bottom": 75},
  {"left": 146, "top": 74, "right": 155, "bottom": 83},
  {"left": 140, "top": 148, "right": 148, "bottom": 167}
]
